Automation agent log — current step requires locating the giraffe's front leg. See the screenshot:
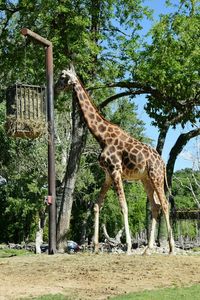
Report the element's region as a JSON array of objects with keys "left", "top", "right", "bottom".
[
  {"left": 112, "top": 171, "right": 132, "bottom": 255},
  {"left": 93, "top": 203, "right": 100, "bottom": 253},
  {"left": 93, "top": 173, "right": 112, "bottom": 253}
]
